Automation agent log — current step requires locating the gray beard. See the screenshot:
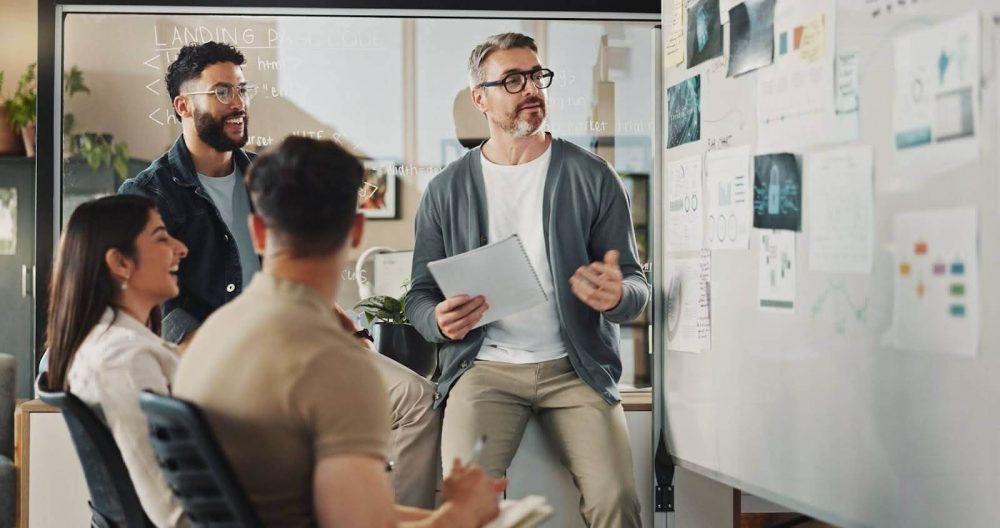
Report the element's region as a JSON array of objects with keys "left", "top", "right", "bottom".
[{"left": 500, "top": 112, "right": 546, "bottom": 137}]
